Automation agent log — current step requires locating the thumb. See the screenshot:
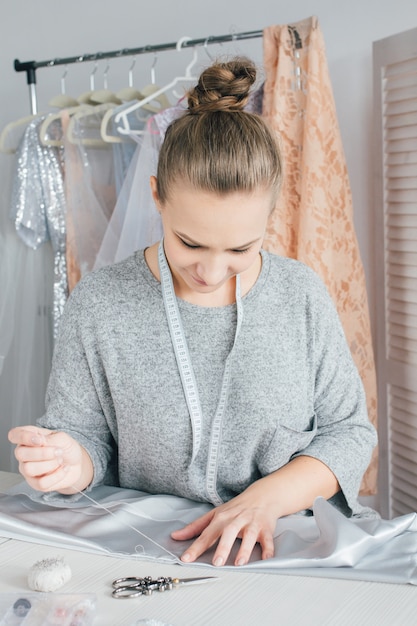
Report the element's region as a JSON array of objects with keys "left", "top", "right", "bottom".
[{"left": 171, "top": 510, "right": 215, "bottom": 540}]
